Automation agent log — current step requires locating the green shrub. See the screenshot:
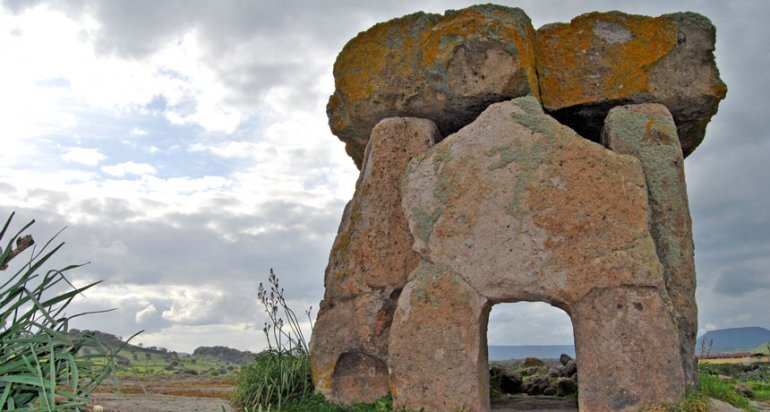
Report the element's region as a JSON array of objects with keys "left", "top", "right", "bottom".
[
  {"left": 233, "top": 350, "right": 312, "bottom": 409},
  {"left": 0, "top": 212, "right": 116, "bottom": 410},
  {"left": 232, "top": 269, "right": 313, "bottom": 410}
]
